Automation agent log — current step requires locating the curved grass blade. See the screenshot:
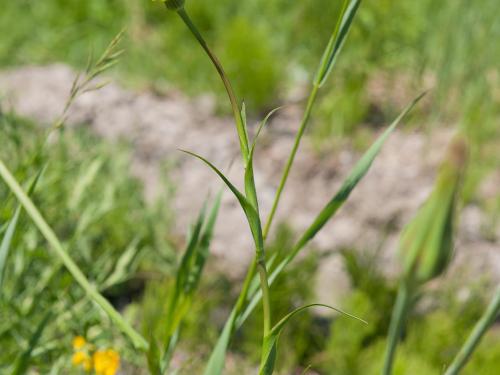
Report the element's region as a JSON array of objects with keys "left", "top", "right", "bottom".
[
  {"left": 203, "top": 307, "right": 238, "bottom": 375},
  {"left": 0, "top": 159, "right": 148, "bottom": 351},
  {"left": 147, "top": 336, "right": 162, "bottom": 375},
  {"left": 259, "top": 304, "right": 366, "bottom": 375},
  {"left": 314, "top": 0, "right": 362, "bottom": 87},
  {"left": 244, "top": 106, "right": 284, "bottom": 222},
  {"left": 101, "top": 237, "right": 141, "bottom": 290},
  {"left": 444, "top": 286, "right": 500, "bottom": 375},
  {"left": 0, "top": 169, "right": 44, "bottom": 291},
  {"left": 180, "top": 150, "right": 264, "bottom": 254}
]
